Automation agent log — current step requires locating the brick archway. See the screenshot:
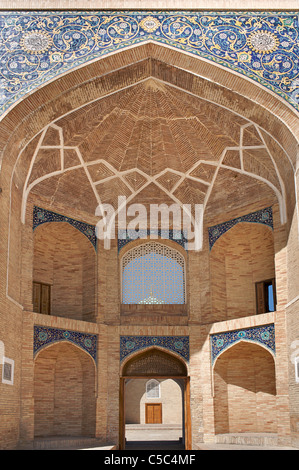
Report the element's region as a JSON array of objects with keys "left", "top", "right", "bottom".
[
  {"left": 119, "top": 347, "right": 191, "bottom": 450},
  {"left": 213, "top": 341, "right": 276, "bottom": 435},
  {"left": 34, "top": 341, "right": 96, "bottom": 438}
]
